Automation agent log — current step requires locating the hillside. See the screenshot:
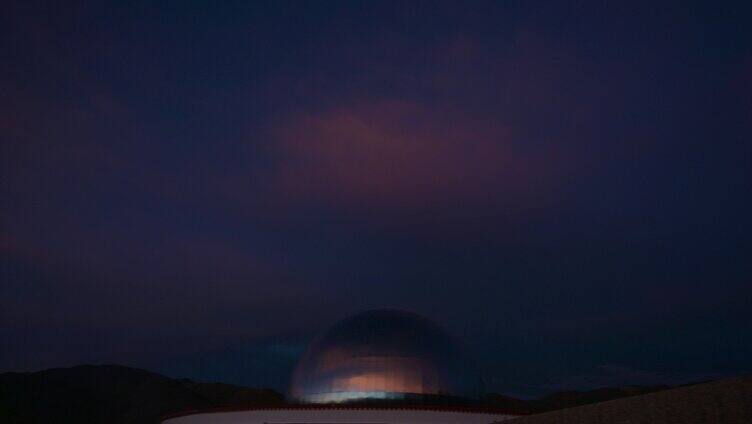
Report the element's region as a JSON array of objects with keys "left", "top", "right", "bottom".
[
  {"left": 487, "top": 384, "right": 671, "bottom": 413},
  {"left": 2, "top": 364, "right": 745, "bottom": 423},
  {"left": 505, "top": 376, "right": 752, "bottom": 424},
  {"left": 0, "top": 365, "right": 283, "bottom": 424}
]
